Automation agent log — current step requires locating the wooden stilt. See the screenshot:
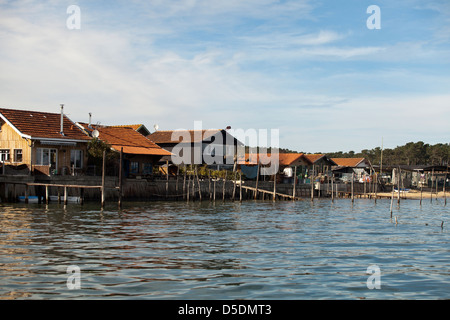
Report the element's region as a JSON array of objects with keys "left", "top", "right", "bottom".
[
  {"left": 118, "top": 147, "right": 123, "bottom": 209},
  {"left": 292, "top": 166, "right": 297, "bottom": 200},
  {"left": 101, "top": 150, "right": 106, "bottom": 208},
  {"left": 239, "top": 172, "right": 242, "bottom": 203},
  {"left": 254, "top": 162, "right": 260, "bottom": 200},
  {"left": 222, "top": 172, "right": 226, "bottom": 202}
]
